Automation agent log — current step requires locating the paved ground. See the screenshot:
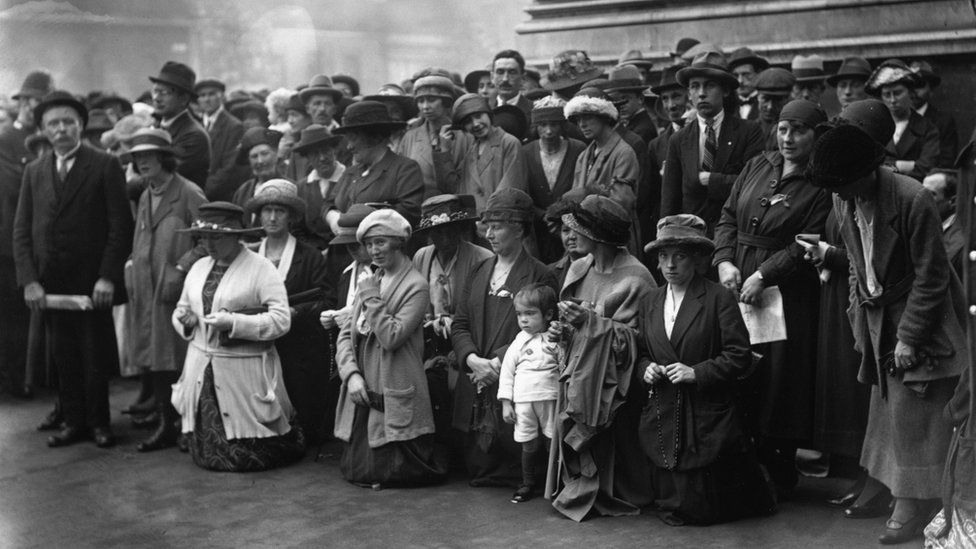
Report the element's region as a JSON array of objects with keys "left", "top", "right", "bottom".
[{"left": 0, "top": 380, "right": 892, "bottom": 548}]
